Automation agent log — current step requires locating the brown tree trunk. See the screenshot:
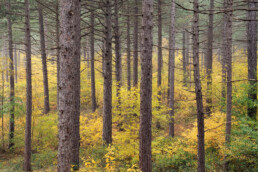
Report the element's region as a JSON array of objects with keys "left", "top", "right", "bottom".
[
  {"left": 102, "top": 0, "right": 113, "bottom": 145},
  {"left": 38, "top": 2, "right": 50, "bottom": 114},
  {"left": 114, "top": 0, "right": 122, "bottom": 115},
  {"left": 206, "top": 0, "right": 214, "bottom": 116},
  {"left": 157, "top": 0, "right": 162, "bottom": 103},
  {"left": 7, "top": 0, "right": 15, "bottom": 150},
  {"left": 133, "top": 0, "right": 139, "bottom": 87},
  {"left": 139, "top": 0, "right": 153, "bottom": 171},
  {"left": 127, "top": 4, "right": 131, "bottom": 91},
  {"left": 247, "top": 0, "right": 257, "bottom": 120},
  {"left": 183, "top": 31, "right": 187, "bottom": 86},
  {"left": 224, "top": 0, "right": 233, "bottom": 170},
  {"left": 193, "top": 0, "right": 205, "bottom": 171},
  {"left": 14, "top": 45, "right": 18, "bottom": 83},
  {"left": 169, "top": 0, "right": 176, "bottom": 137},
  {"left": 58, "top": 0, "right": 81, "bottom": 171},
  {"left": 90, "top": 12, "right": 97, "bottom": 112},
  {"left": 24, "top": 0, "right": 32, "bottom": 170},
  {"left": 56, "top": 1, "right": 60, "bottom": 110}
]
